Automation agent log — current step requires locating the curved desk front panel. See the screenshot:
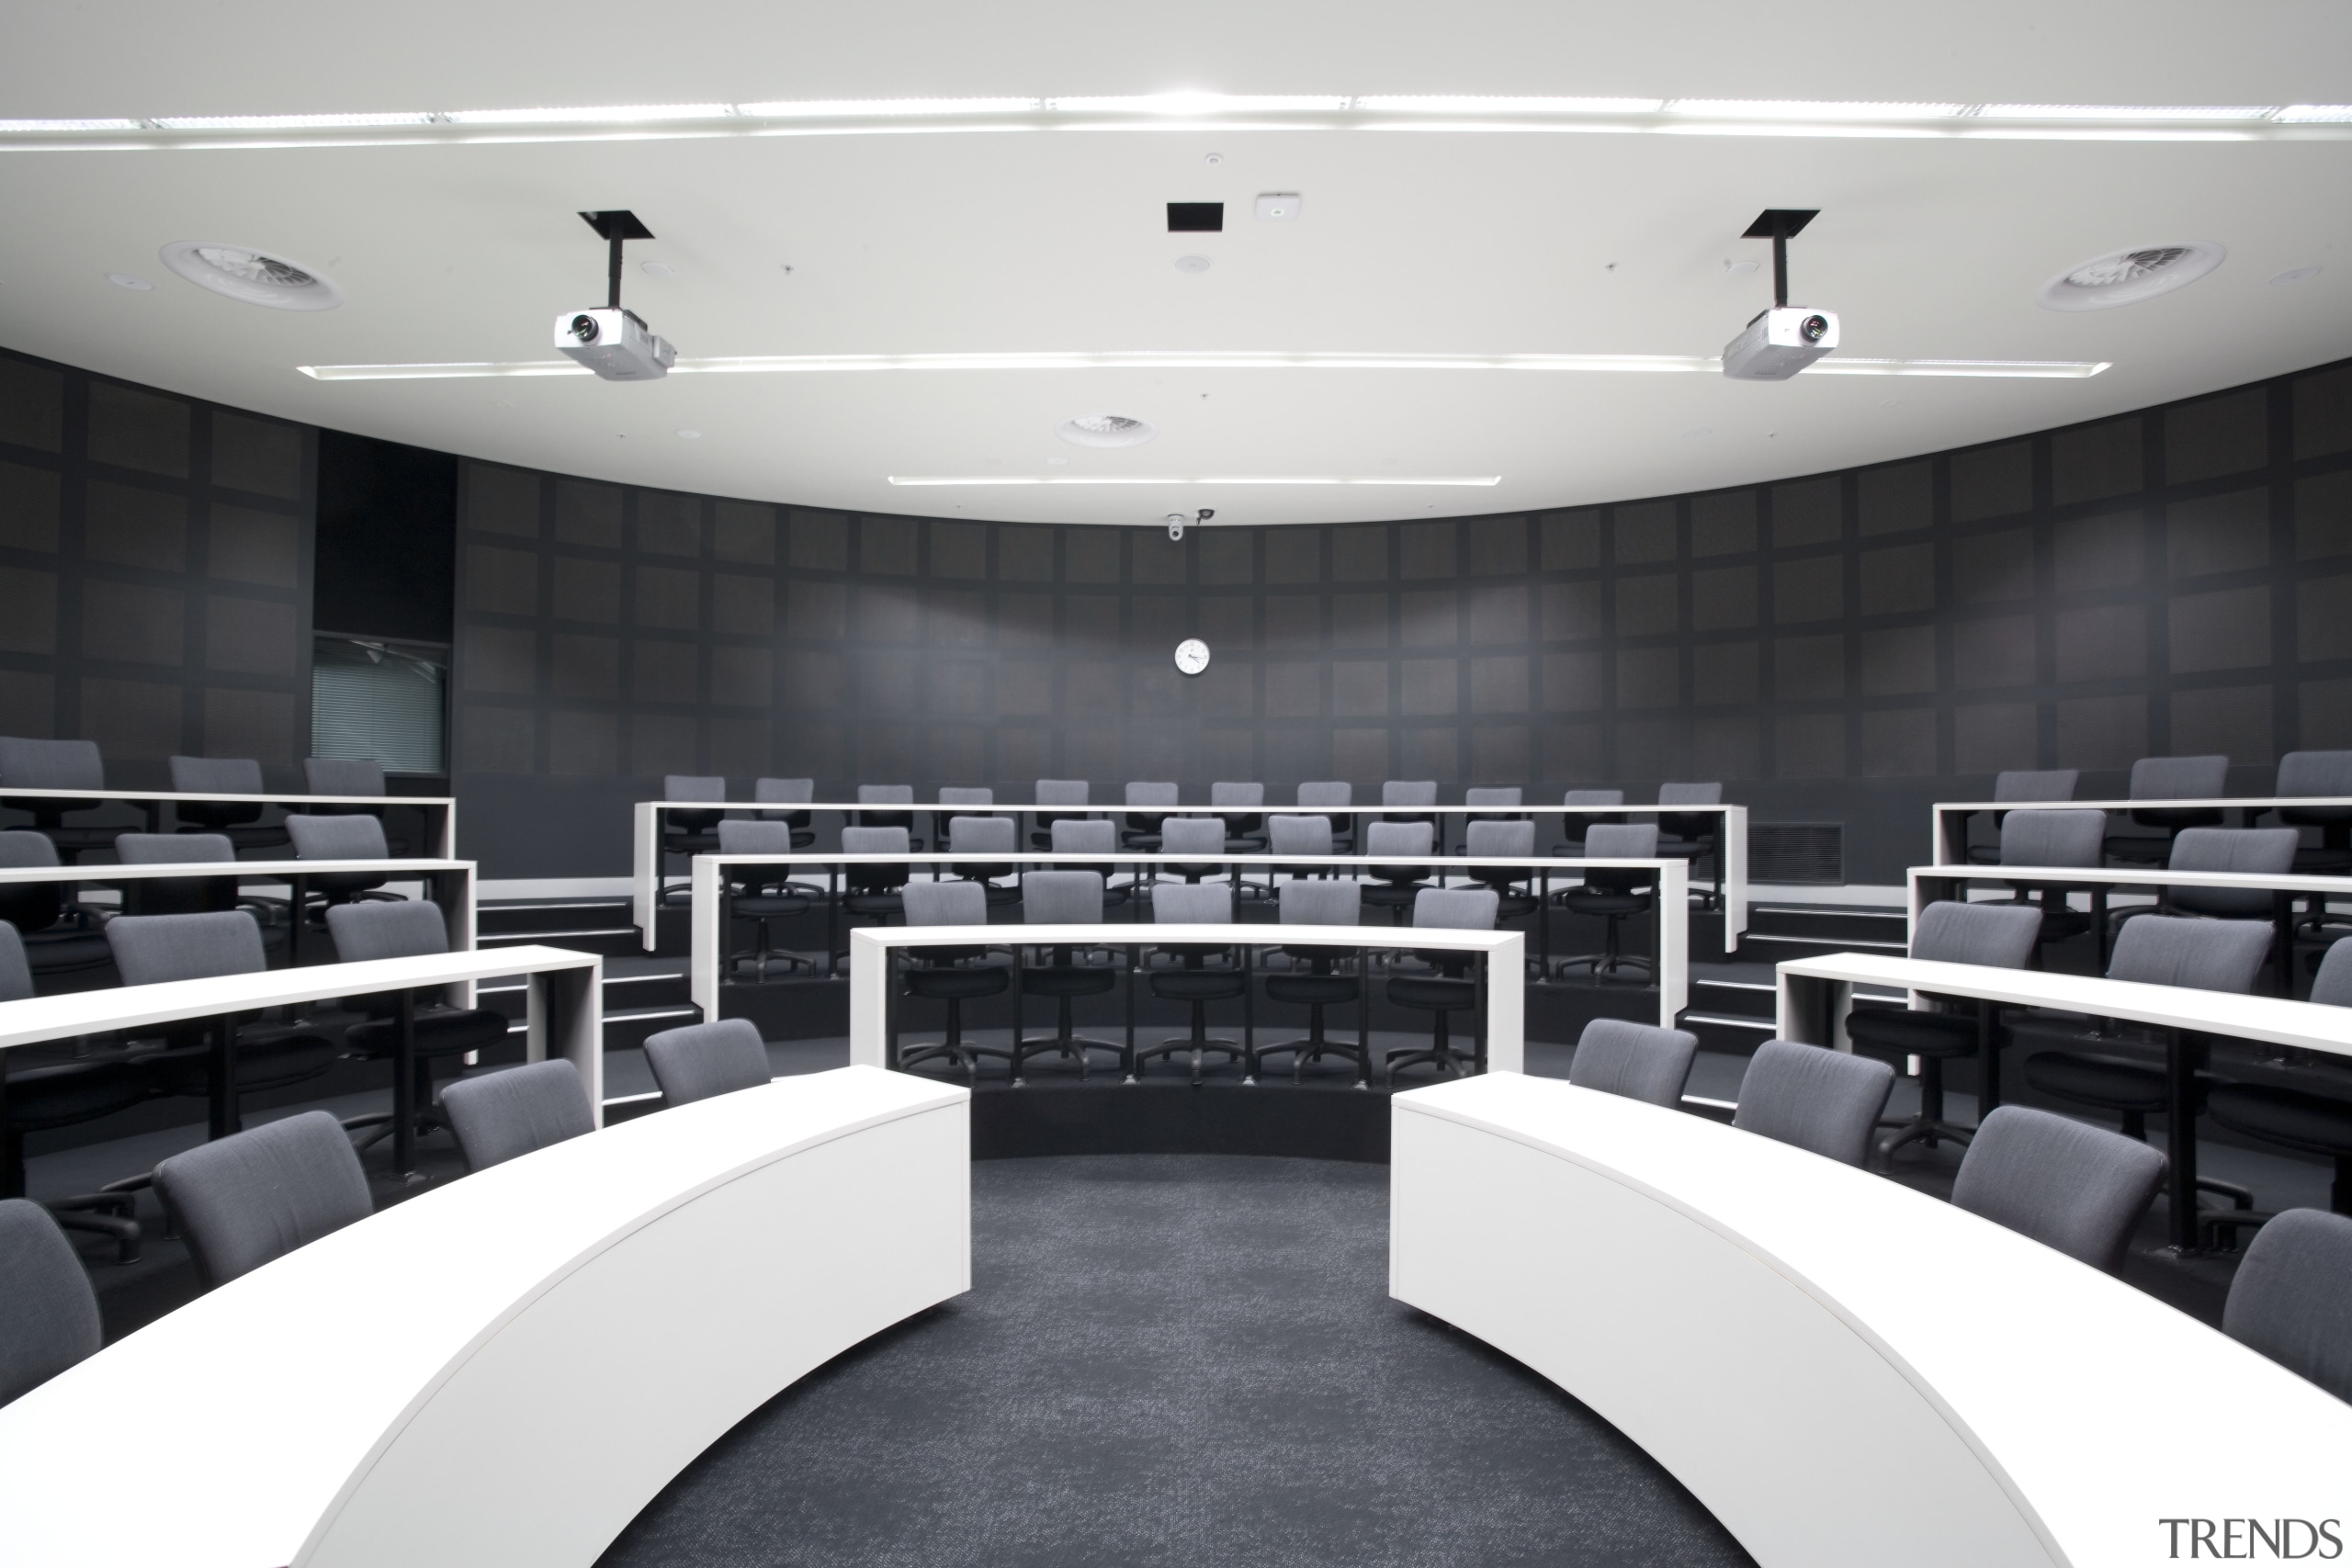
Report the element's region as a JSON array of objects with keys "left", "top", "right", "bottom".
[
  {"left": 0, "top": 1066, "right": 969, "bottom": 1568},
  {"left": 1391, "top": 1074, "right": 2352, "bottom": 1568}
]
